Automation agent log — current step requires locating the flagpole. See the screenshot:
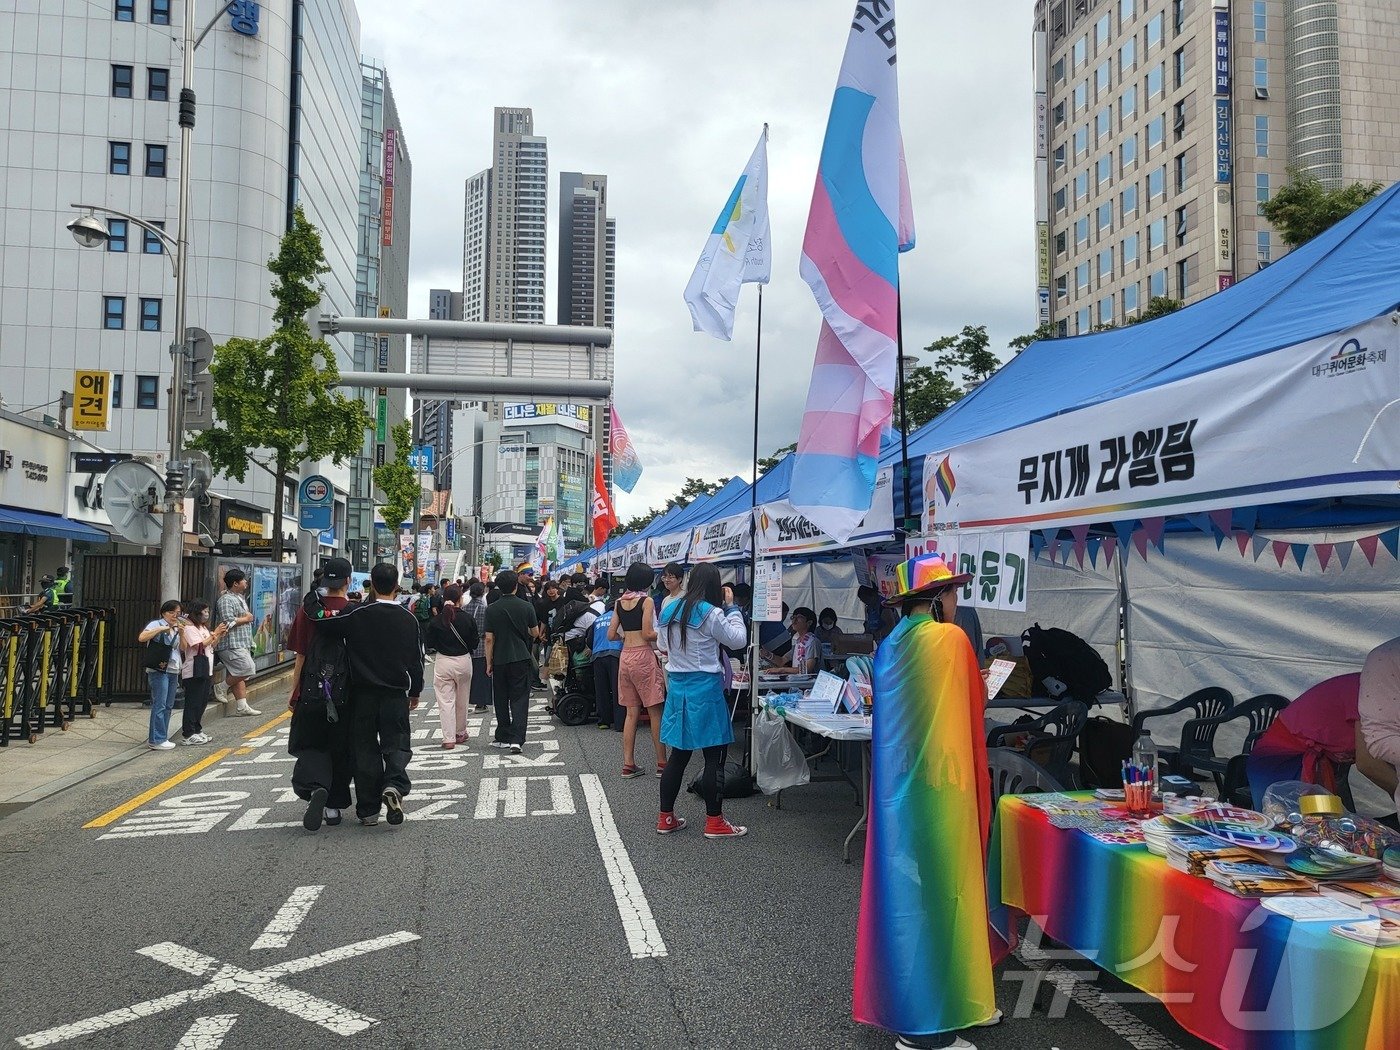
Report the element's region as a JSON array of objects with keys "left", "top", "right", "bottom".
[
  {"left": 747, "top": 282, "right": 764, "bottom": 773},
  {"left": 896, "top": 294, "right": 915, "bottom": 536}
]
